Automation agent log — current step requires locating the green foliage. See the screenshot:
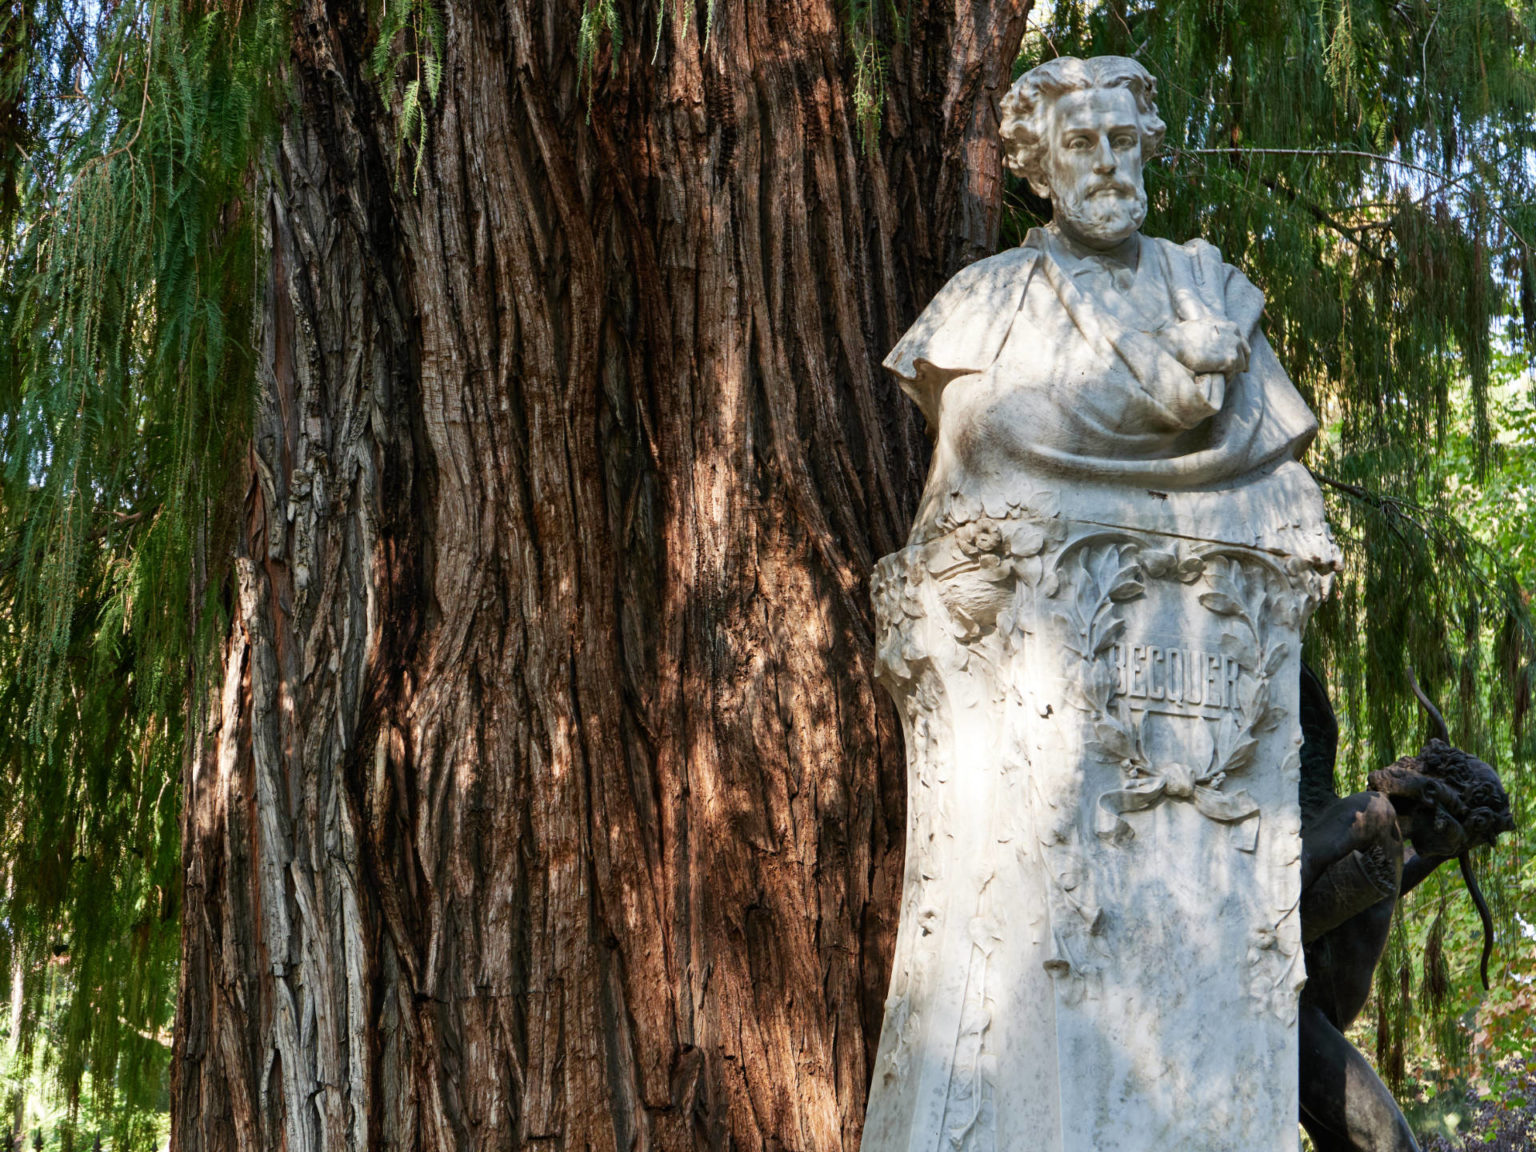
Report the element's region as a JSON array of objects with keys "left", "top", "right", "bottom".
[
  {"left": 844, "top": 0, "right": 902, "bottom": 152},
  {"left": 578, "top": 0, "right": 621, "bottom": 93},
  {"left": 370, "top": 0, "right": 443, "bottom": 186},
  {"left": 0, "top": 0, "right": 281, "bottom": 1141},
  {"left": 574, "top": 0, "right": 726, "bottom": 97},
  {"left": 1023, "top": 0, "right": 1536, "bottom": 1110}
]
